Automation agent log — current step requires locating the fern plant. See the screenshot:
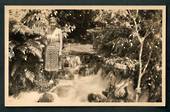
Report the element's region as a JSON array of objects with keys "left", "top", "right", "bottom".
[{"left": 9, "top": 16, "right": 47, "bottom": 95}]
